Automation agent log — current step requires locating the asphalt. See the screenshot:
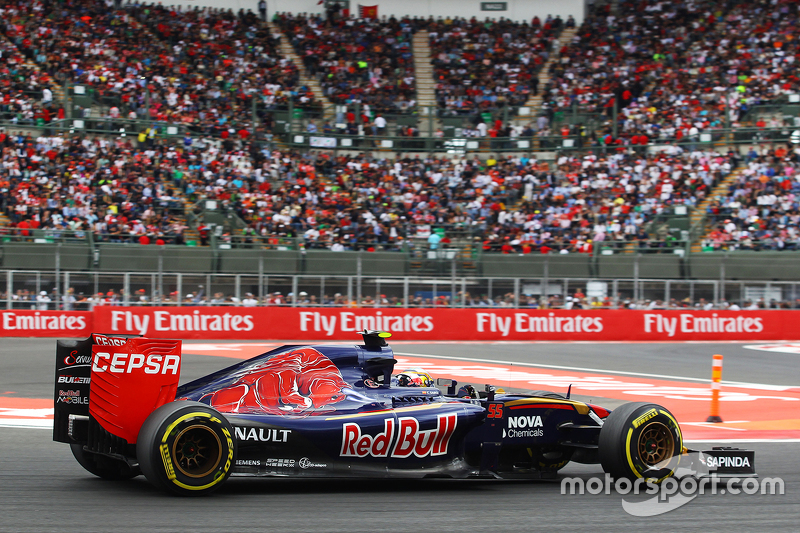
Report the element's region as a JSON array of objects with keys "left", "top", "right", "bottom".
[{"left": 1, "top": 339, "right": 798, "bottom": 532}]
